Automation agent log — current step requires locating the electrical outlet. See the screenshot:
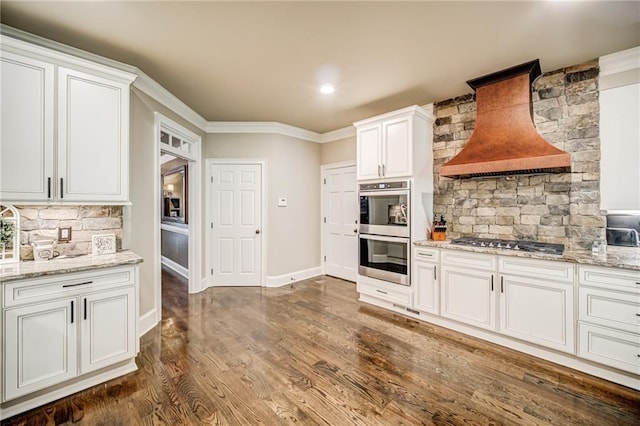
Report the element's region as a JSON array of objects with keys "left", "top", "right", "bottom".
[{"left": 58, "top": 227, "right": 72, "bottom": 242}]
